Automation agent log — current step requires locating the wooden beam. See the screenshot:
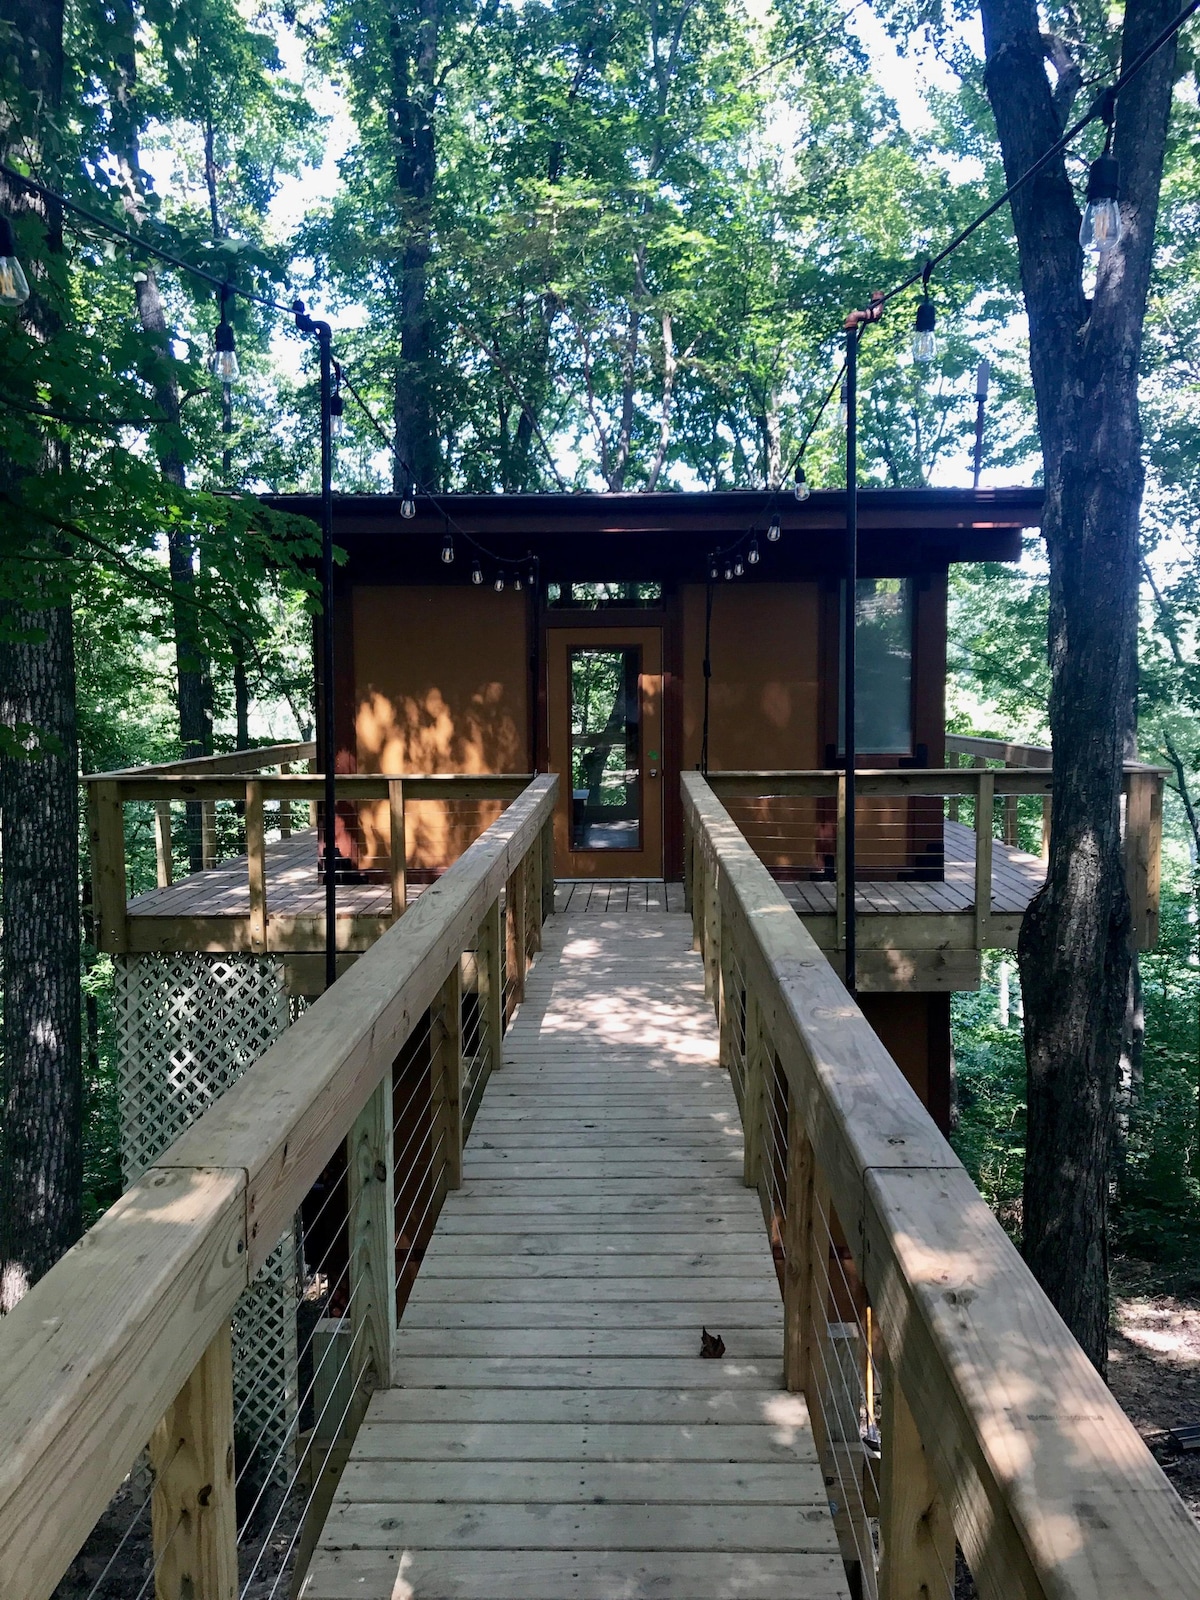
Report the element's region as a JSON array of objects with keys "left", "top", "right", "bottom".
[
  {"left": 431, "top": 965, "right": 463, "bottom": 1191},
  {"left": 348, "top": 1072, "right": 398, "bottom": 1398},
  {"left": 246, "top": 779, "right": 267, "bottom": 955},
  {"left": 878, "top": 1351, "right": 955, "bottom": 1600},
  {"left": 388, "top": 779, "right": 407, "bottom": 921},
  {"left": 149, "top": 1319, "right": 238, "bottom": 1600},
  {"left": 974, "top": 770, "right": 994, "bottom": 949},
  {"left": 89, "top": 778, "right": 127, "bottom": 954},
  {"left": 83, "top": 740, "right": 316, "bottom": 782},
  {"left": 155, "top": 801, "right": 173, "bottom": 889},
  {"left": 108, "top": 774, "right": 536, "bottom": 803}
]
